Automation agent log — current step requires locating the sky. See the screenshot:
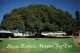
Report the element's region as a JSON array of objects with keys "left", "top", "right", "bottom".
[{"left": 0, "top": 0, "right": 79, "bottom": 24}]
